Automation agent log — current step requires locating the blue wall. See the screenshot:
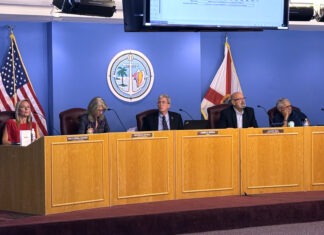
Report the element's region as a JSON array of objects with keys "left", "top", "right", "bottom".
[
  {"left": 51, "top": 23, "right": 201, "bottom": 132},
  {"left": 1, "top": 21, "right": 324, "bottom": 133},
  {"left": 202, "top": 30, "right": 324, "bottom": 127}
]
